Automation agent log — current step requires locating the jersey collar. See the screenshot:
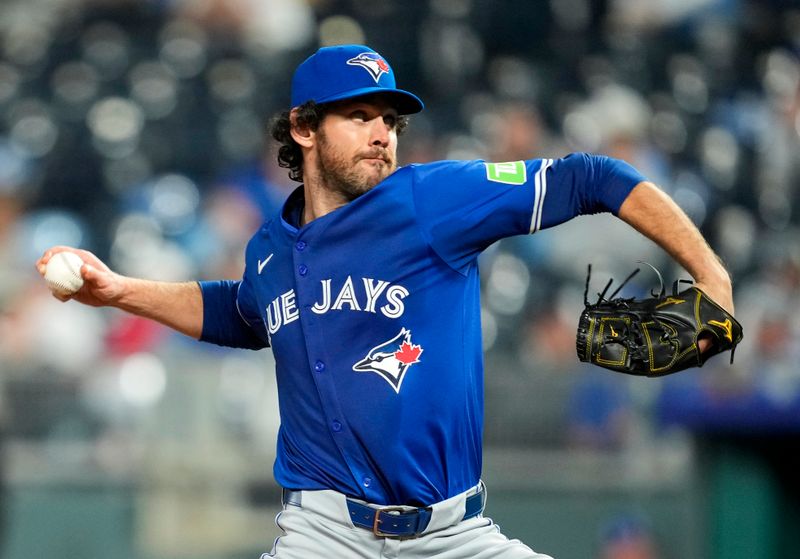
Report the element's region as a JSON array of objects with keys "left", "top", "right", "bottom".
[{"left": 280, "top": 186, "right": 305, "bottom": 233}]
